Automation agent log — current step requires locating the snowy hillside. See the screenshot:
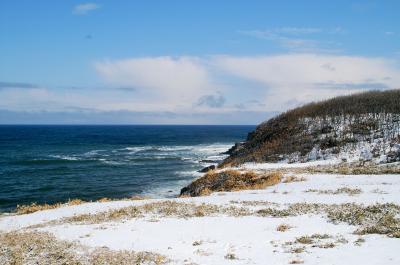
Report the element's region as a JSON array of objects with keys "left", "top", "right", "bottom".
[
  {"left": 1, "top": 167, "right": 399, "bottom": 265},
  {"left": 223, "top": 90, "right": 400, "bottom": 166},
  {"left": 280, "top": 113, "right": 400, "bottom": 163}
]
